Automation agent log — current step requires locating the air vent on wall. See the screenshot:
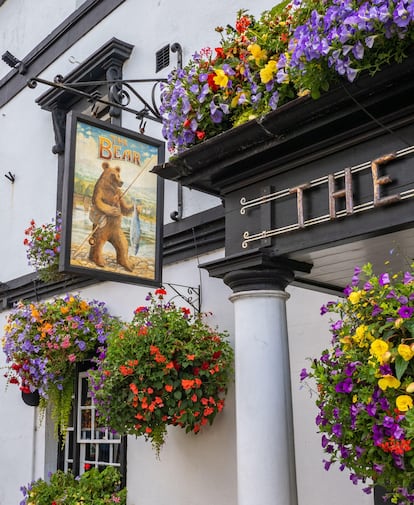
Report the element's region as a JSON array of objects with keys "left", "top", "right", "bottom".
[{"left": 156, "top": 44, "right": 170, "bottom": 73}]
